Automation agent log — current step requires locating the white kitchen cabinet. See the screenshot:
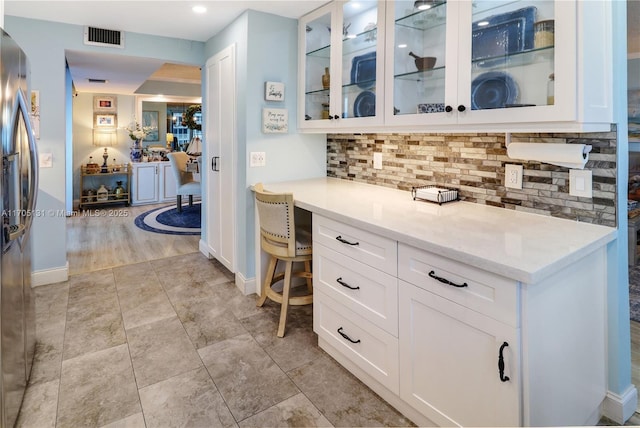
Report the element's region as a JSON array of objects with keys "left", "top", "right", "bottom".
[
  {"left": 298, "top": 0, "right": 386, "bottom": 130},
  {"left": 299, "top": 0, "right": 612, "bottom": 132},
  {"left": 309, "top": 208, "right": 606, "bottom": 427},
  {"left": 399, "top": 279, "right": 520, "bottom": 427},
  {"left": 131, "top": 162, "right": 177, "bottom": 206}
]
